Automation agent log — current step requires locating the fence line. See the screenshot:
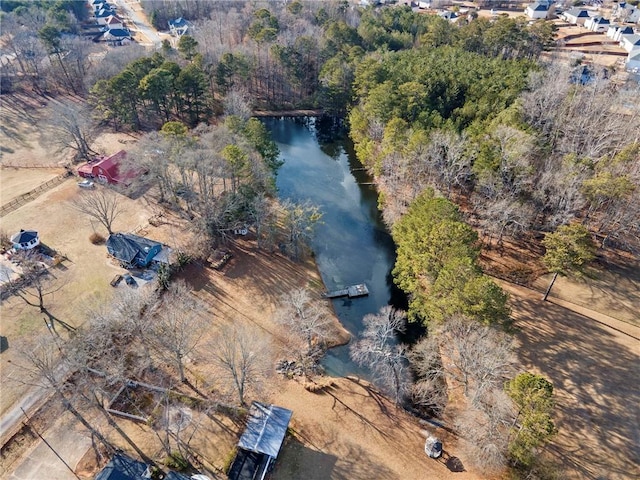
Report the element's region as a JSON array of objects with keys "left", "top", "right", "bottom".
[
  {"left": 1, "top": 163, "right": 64, "bottom": 169},
  {"left": 0, "top": 172, "right": 72, "bottom": 218}
]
